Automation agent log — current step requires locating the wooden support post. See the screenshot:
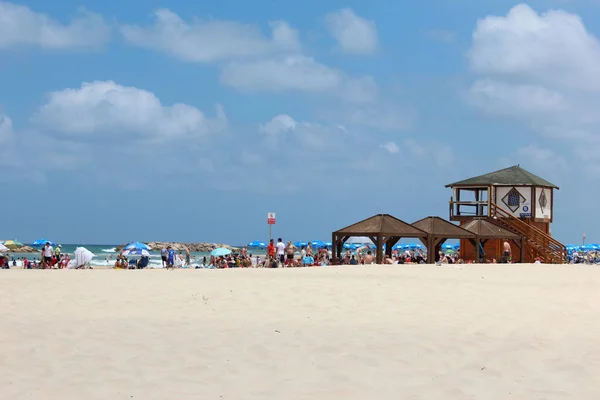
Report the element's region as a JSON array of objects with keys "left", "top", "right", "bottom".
[
  {"left": 520, "top": 237, "right": 525, "bottom": 263},
  {"left": 376, "top": 235, "right": 383, "bottom": 264}
]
